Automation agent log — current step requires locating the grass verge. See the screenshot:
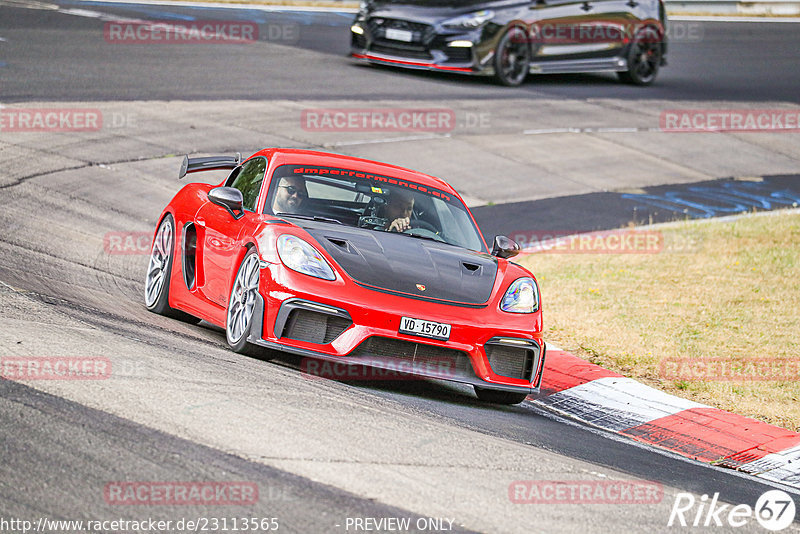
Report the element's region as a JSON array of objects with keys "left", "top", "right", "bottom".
[{"left": 519, "top": 209, "right": 800, "bottom": 431}]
